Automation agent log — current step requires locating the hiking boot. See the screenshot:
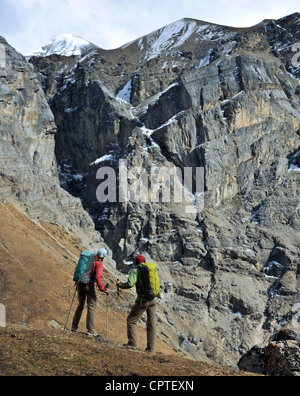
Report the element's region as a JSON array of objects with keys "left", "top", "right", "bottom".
[
  {"left": 123, "top": 343, "right": 137, "bottom": 350},
  {"left": 145, "top": 347, "right": 154, "bottom": 353},
  {"left": 86, "top": 332, "right": 100, "bottom": 338},
  {"left": 71, "top": 328, "right": 79, "bottom": 333}
]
